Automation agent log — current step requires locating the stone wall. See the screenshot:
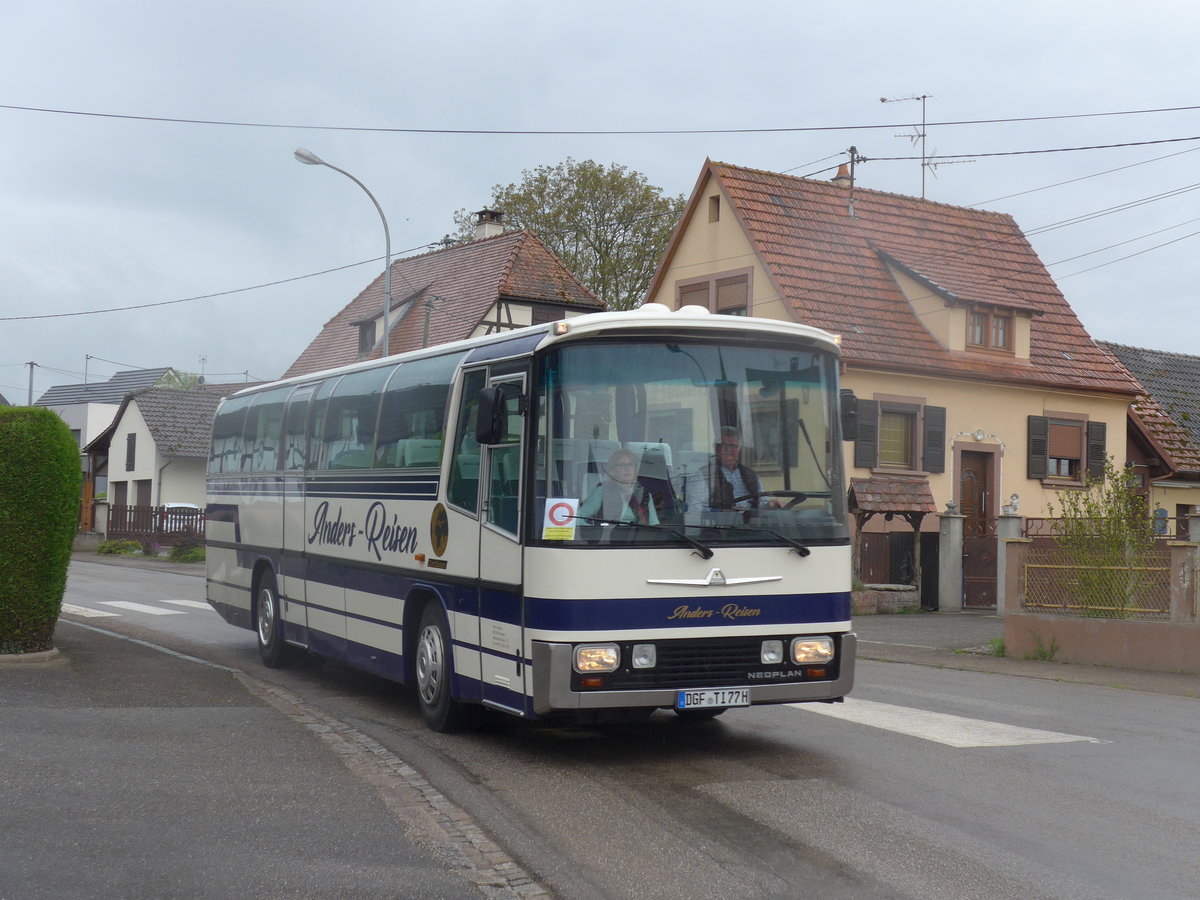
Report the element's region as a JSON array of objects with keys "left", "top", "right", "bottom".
[{"left": 853, "top": 584, "right": 920, "bottom": 615}]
